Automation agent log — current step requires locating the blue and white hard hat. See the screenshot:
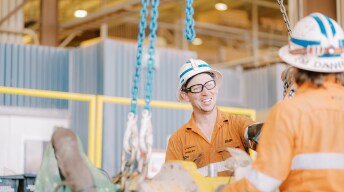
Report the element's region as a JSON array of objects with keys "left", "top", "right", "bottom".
[
  {"left": 279, "top": 12, "right": 344, "bottom": 73},
  {"left": 176, "top": 59, "right": 222, "bottom": 102}
]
